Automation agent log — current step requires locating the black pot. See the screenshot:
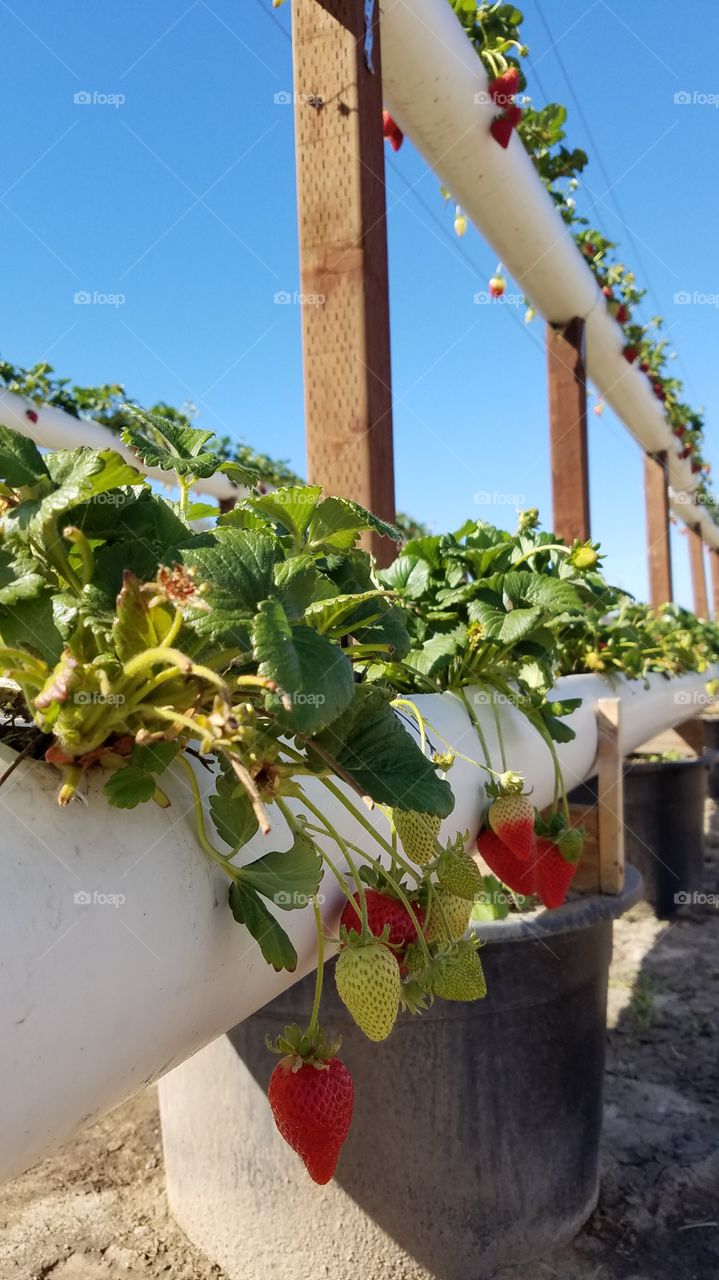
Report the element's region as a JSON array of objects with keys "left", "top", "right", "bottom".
[
  {"left": 570, "top": 756, "right": 708, "bottom": 918},
  {"left": 160, "top": 869, "right": 642, "bottom": 1280},
  {"left": 701, "top": 717, "right": 719, "bottom": 799}
]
